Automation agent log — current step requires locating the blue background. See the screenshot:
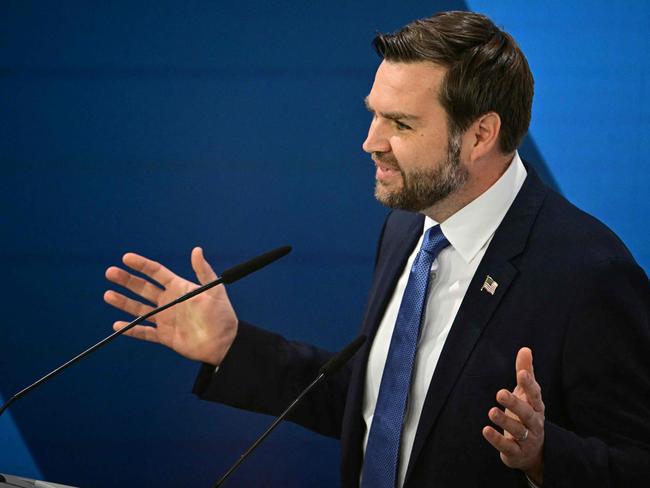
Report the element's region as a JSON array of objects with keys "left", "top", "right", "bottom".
[{"left": 1, "top": 1, "right": 648, "bottom": 486}]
